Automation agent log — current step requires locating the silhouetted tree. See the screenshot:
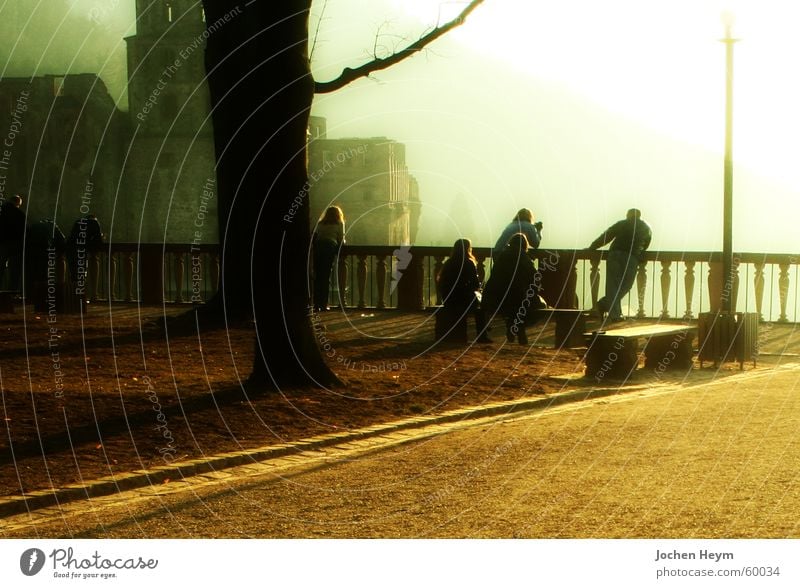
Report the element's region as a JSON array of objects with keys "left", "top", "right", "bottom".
[{"left": 201, "top": 1, "right": 484, "bottom": 388}]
